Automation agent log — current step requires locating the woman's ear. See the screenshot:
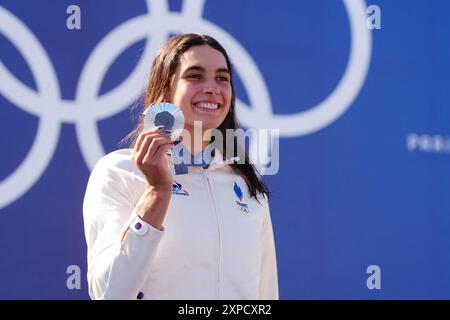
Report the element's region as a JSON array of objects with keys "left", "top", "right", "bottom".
[{"left": 163, "top": 94, "right": 171, "bottom": 102}]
